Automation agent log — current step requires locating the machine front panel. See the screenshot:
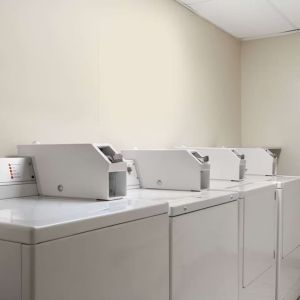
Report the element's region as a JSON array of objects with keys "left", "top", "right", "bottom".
[
  {"left": 243, "top": 188, "right": 276, "bottom": 287},
  {"left": 171, "top": 201, "right": 238, "bottom": 300}
]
